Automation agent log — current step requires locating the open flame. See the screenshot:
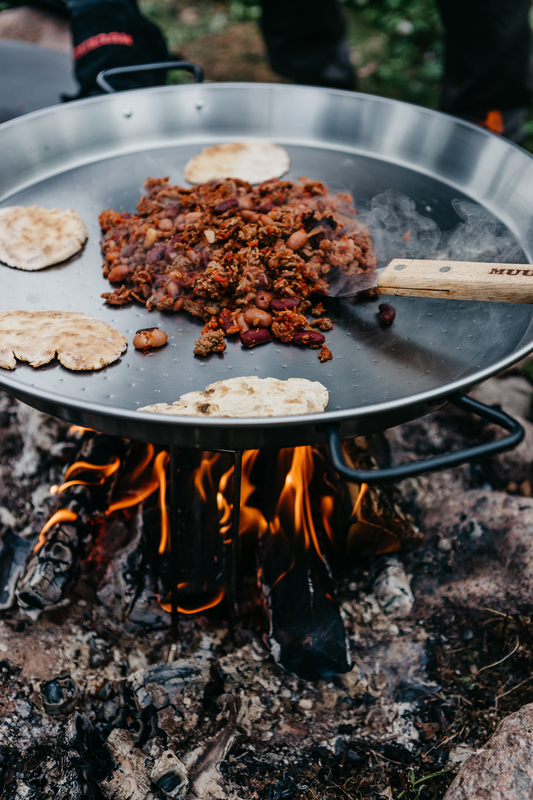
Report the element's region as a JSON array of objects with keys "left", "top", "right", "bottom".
[{"left": 38, "top": 431, "right": 404, "bottom": 620}]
